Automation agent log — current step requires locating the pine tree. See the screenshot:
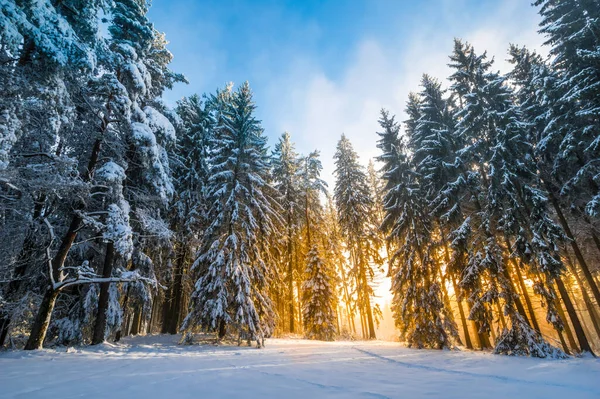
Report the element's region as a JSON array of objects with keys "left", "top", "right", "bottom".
[
  {"left": 302, "top": 245, "right": 337, "bottom": 341},
  {"left": 271, "top": 132, "right": 302, "bottom": 333},
  {"left": 182, "top": 83, "right": 278, "bottom": 346},
  {"left": 411, "top": 75, "right": 474, "bottom": 348},
  {"left": 13, "top": 0, "right": 181, "bottom": 349},
  {"left": 0, "top": 0, "right": 100, "bottom": 347},
  {"left": 508, "top": 44, "right": 598, "bottom": 355},
  {"left": 448, "top": 40, "right": 566, "bottom": 357},
  {"left": 535, "top": 0, "right": 600, "bottom": 218},
  {"left": 324, "top": 195, "right": 354, "bottom": 334},
  {"left": 299, "top": 150, "right": 327, "bottom": 247},
  {"left": 376, "top": 110, "right": 404, "bottom": 240},
  {"left": 159, "top": 94, "right": 213, "bottom": 335},
  {"left": 379, "top": 95, "right": 457, "bottom": 349},
  {"left": 333, "top": 135, "right": 378, "bottom": 339}
]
